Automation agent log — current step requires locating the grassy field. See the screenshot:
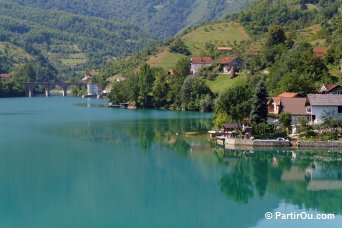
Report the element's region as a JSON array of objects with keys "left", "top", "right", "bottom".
[
  {"left": 147, "top": 21, "right": 250, "bottom": 70},
  {"left": 60, "top": 53, "right": 87, "bottom": 66},
  {"left": 295, "top": 24, "right": 326, "bottom": 46},
  {"left": 0, "top": 42, "right": 35, "bottom": 65},
  {"left": 183, "top": 21, "right": 250, "bottom": 56},
  {"left": 147, "top": 49, "right": 185, "bottom": 70},
  {"left": 205, "top": 74, "right": 250, "bottom": 94}
]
